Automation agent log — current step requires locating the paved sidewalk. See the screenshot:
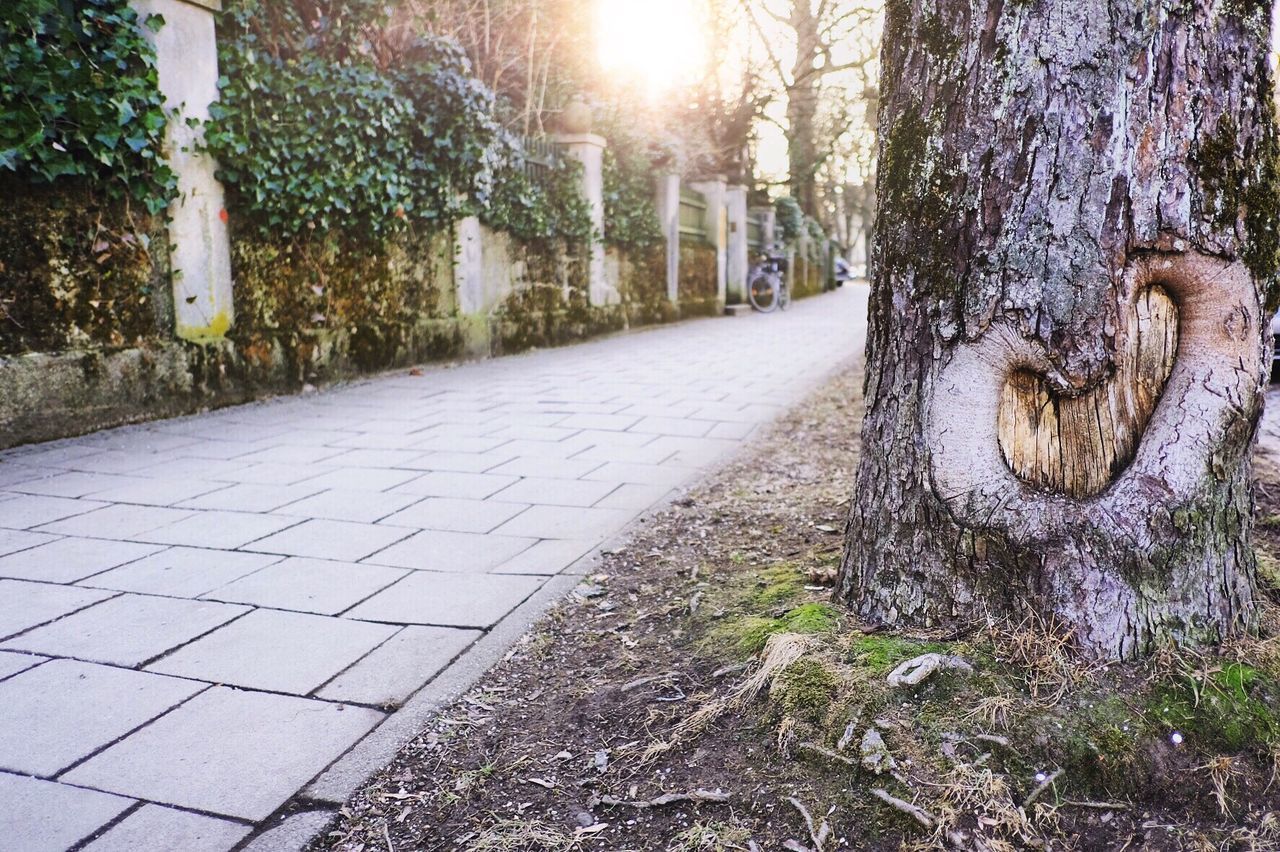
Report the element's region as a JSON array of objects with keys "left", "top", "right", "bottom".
[{"left": 0, "top": 286, "right": 866, "bottom": 851}]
